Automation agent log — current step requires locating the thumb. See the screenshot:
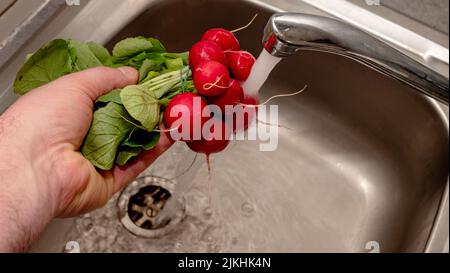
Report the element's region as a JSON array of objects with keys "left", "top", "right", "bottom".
[{"left": 53, "top": 66, "right": 138, "bottom": 100}]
